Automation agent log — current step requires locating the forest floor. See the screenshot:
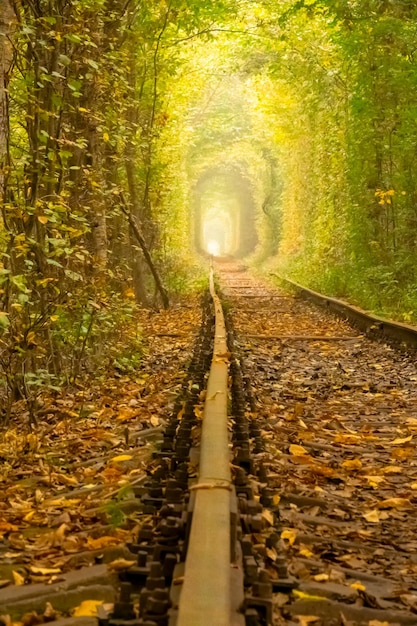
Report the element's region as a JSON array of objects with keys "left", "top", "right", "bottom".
[
  {"left": 0, "top": 299, "right": 201, "bottom": 607},
  {"left": 220, "top": 265, "right": 417, "bottom": 624},
  {"left": 1, "top": 268, "right": 417, "bottom": 625}
]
